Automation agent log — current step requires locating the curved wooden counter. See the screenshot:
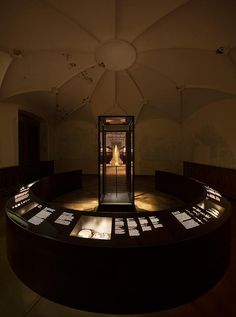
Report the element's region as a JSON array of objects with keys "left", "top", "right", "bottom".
[{"left": 5, "top": 171, "right": 231, "bottom": 314}]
